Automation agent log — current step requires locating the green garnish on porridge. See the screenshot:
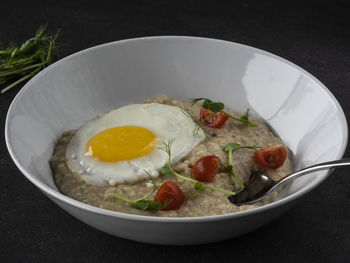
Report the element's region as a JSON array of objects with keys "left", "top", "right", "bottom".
[{"left": 223, "top": 143, "right": 261, "bottom": 189}]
